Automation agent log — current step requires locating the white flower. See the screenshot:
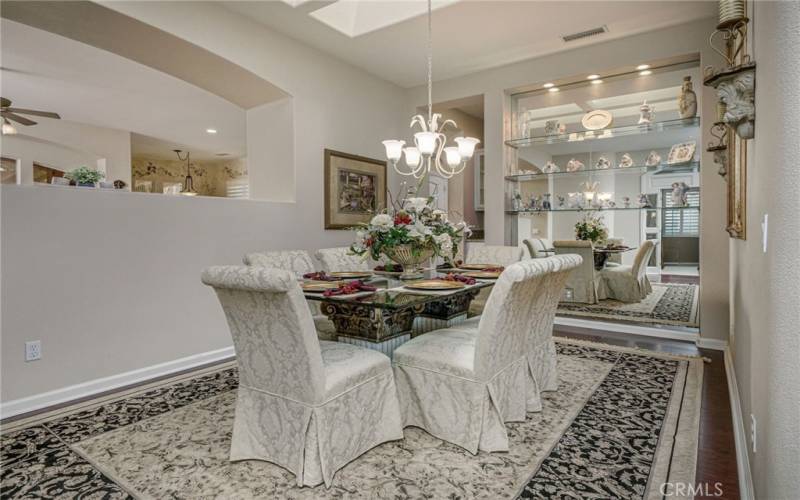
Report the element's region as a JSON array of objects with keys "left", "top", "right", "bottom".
[
  {"left": 407, "top": 220, "right": 432, "bottom": 239},
  {"left": 370, "top": 214, "right": 393, "bottom": 230},
  {"left": 404, "top": 197, "right": 430, "bottom": 213},
  {"left": 432, "top": 209, "right": 448, "bottom": 222},
  {"left": 433, "top": 233, "right": 453, "bottom": 253}
]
